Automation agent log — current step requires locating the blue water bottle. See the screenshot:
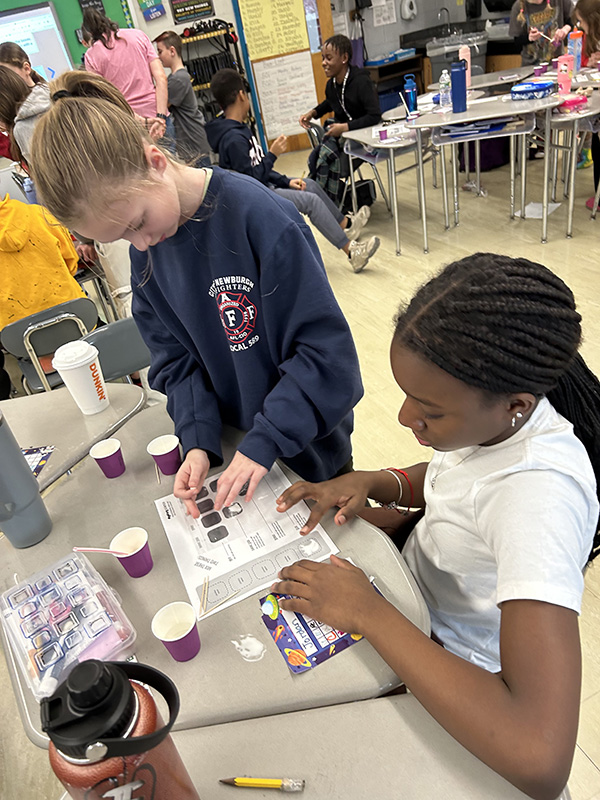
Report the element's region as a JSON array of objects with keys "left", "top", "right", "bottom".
[
  {"left": 451, "top": 60, "right": 467, "bottom": 114},
  {"left": 403, "top": 74, "right": 418, "bottom": 113}
]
